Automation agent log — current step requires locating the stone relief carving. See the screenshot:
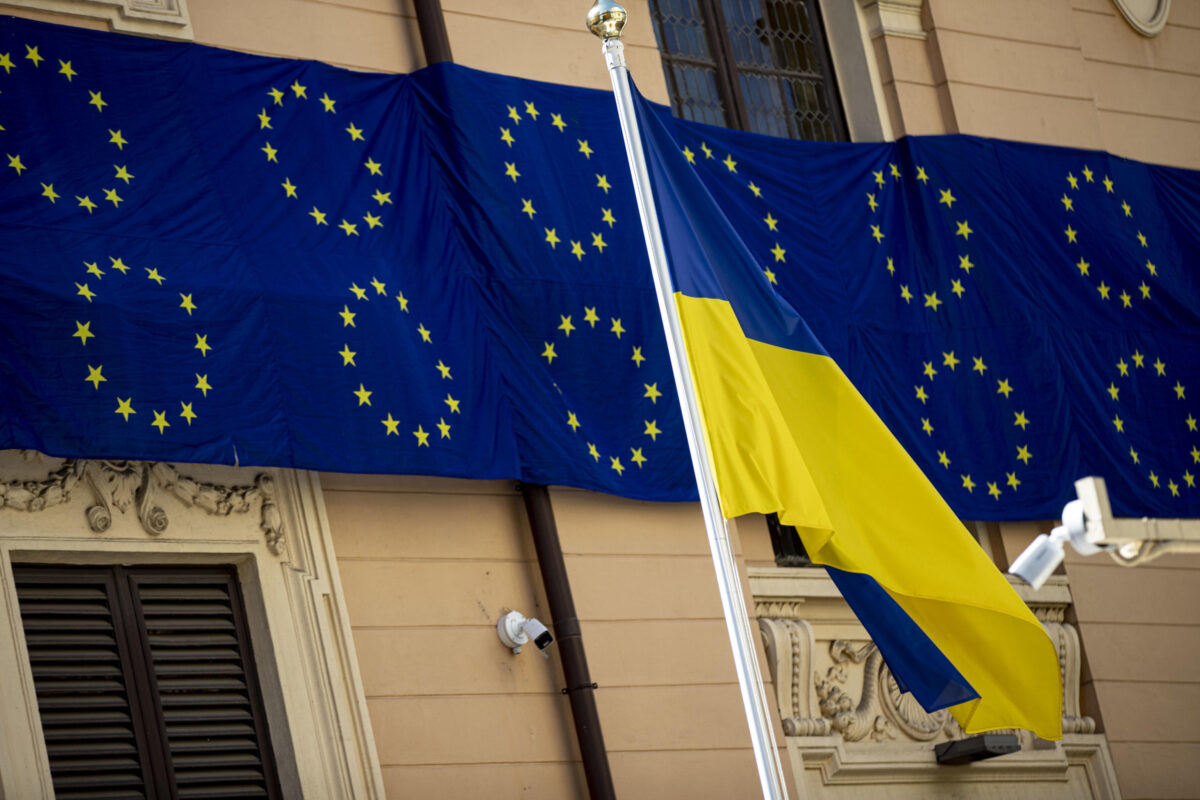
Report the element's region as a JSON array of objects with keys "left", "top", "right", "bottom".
[
  {"left": 0, "top": 459, "right": 284, "bottom": 554},
  {"left": 814, "top": 641, "right": 894, "bottom": 742}
]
